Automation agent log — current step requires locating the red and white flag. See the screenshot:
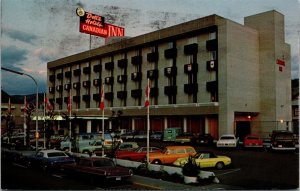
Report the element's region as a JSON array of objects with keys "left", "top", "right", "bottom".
[
  {"left": 44, "top": 96, "right": 52, "bottom": 112},
  {"left": 144, "top": 79, "right": 150, "bottom": 107},
  {"left": 67, "top": 94, "right": 72, "bottom": 113},
  {"left": 100, "top": 83, "right": 105, "bottom": 111},
  {"left": 24, "top": 96, "right": 28, "bottom": 113}
]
